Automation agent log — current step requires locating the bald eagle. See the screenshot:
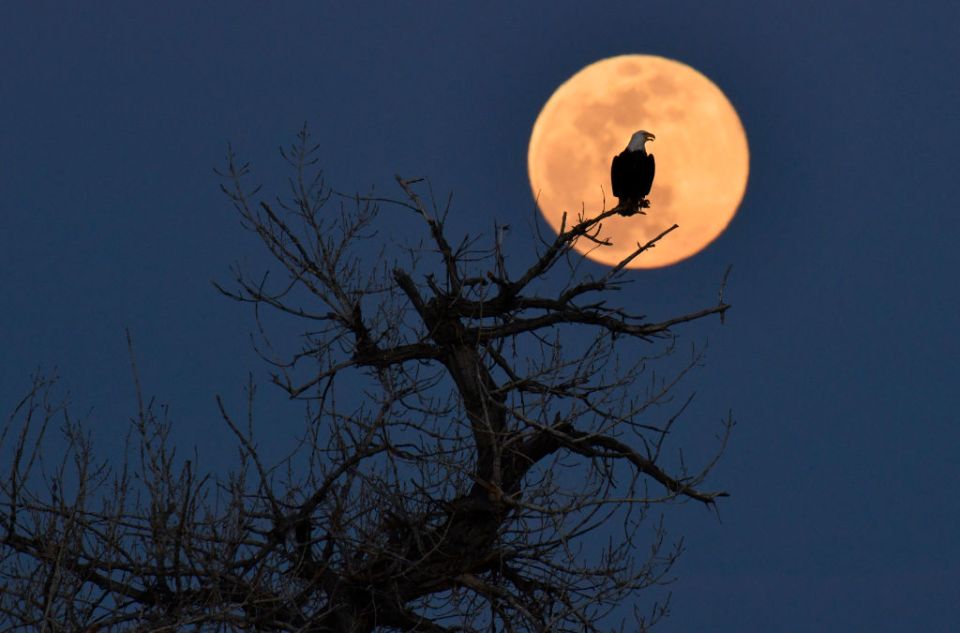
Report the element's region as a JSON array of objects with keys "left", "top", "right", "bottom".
[{"left": 611, "top": 130, "right": 655, "bottom": 215}]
